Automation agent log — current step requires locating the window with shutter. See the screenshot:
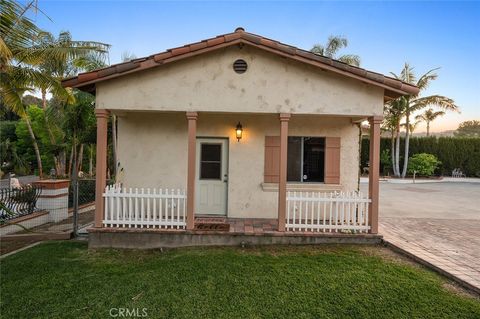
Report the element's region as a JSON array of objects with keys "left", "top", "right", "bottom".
[{"left": 264, "top": 136, "right": 340, "bottom": 184}]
